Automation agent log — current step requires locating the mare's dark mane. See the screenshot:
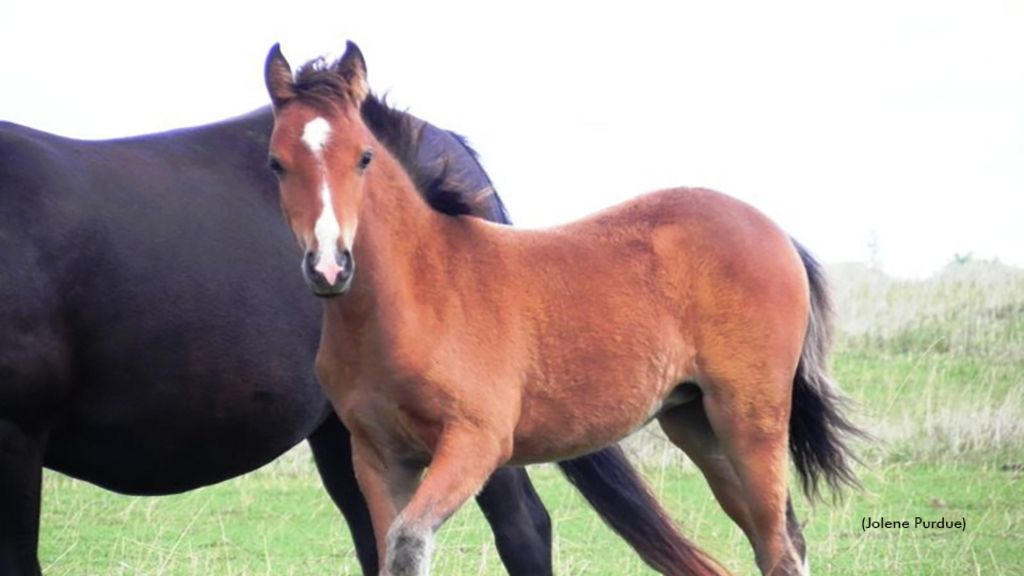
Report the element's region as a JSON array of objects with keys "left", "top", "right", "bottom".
[
  {"left": 361, "top": 96, "right": 510, "bottom": 223},
  {"left": 292, "top": 58, "right": 510, "bottom": 224}
]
